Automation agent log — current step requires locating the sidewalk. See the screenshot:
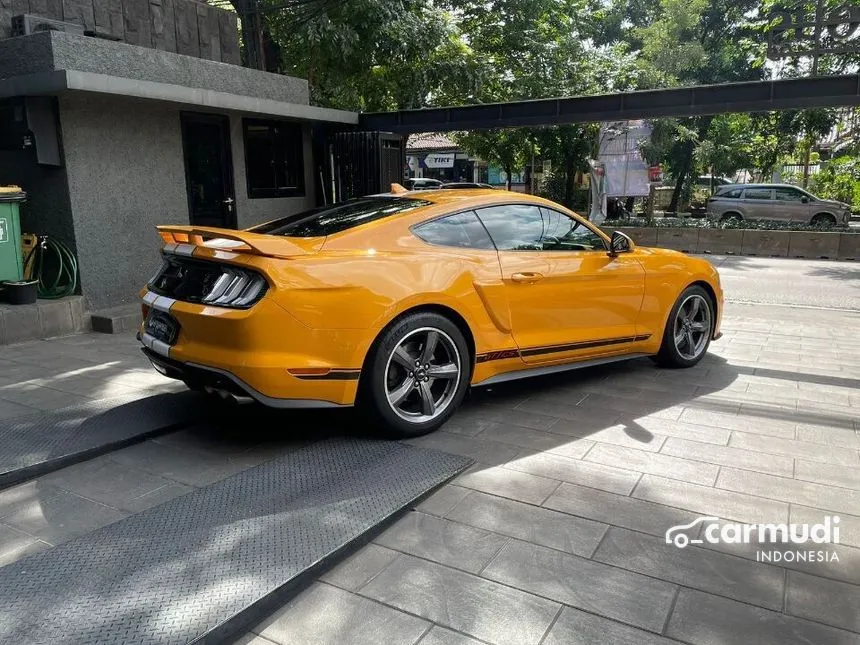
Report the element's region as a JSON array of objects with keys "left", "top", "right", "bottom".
[{"left": 0, "top": 332, "right": 180, "bottom": 420}]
